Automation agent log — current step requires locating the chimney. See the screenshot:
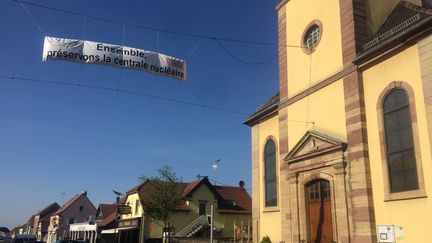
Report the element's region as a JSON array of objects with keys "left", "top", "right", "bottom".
[{"left": 239, "top": 180, "right": 245, "bottom": 190}]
